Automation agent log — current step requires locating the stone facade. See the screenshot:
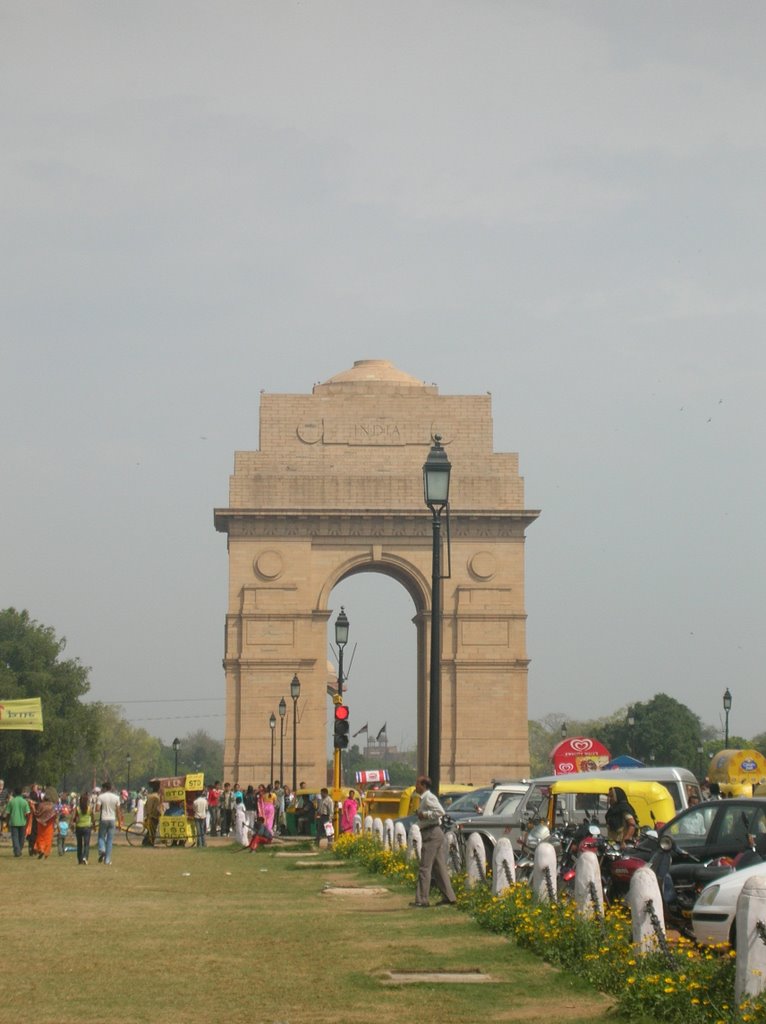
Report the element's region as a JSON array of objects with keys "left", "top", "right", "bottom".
[{"left": 214, "top": 359, "right": 539, "bottom": 785}]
